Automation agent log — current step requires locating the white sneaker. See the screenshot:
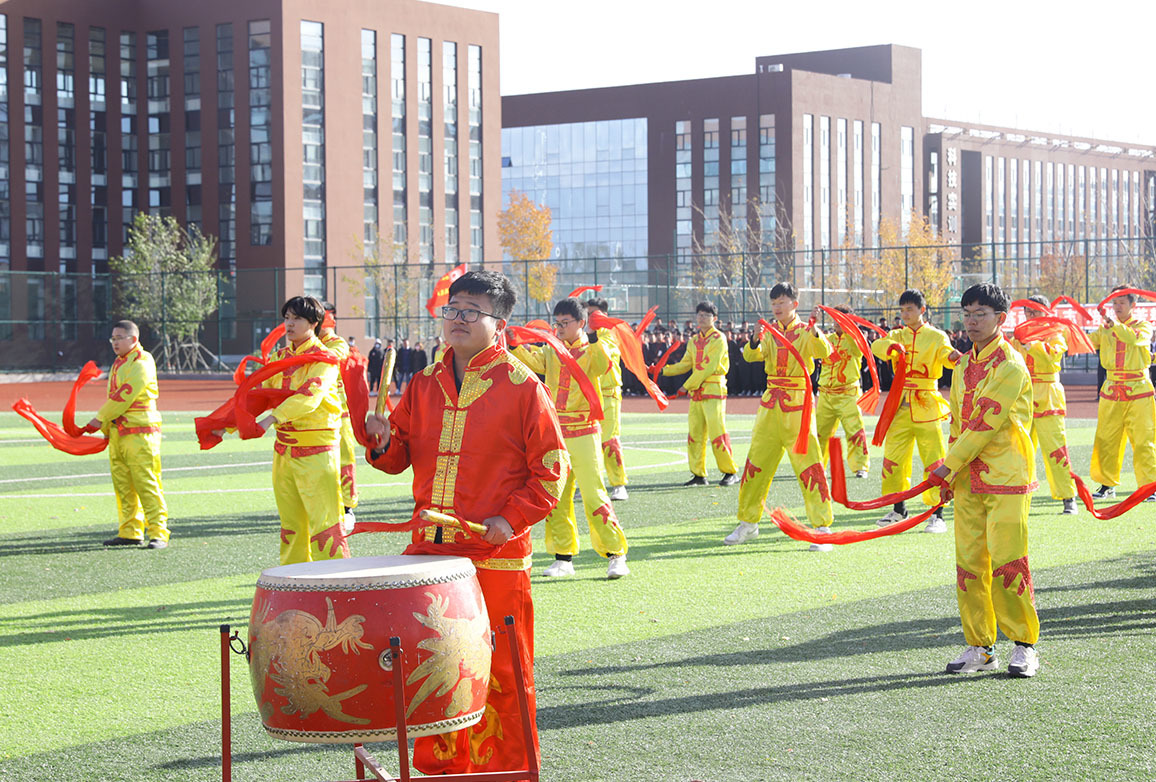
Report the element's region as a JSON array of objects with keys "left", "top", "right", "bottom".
[
  {"left": 543, "top": 559, "right": 575, "bottom": 578},
  {"left": 923, "top": 516, "right": 947, "bottom": 534},
  {"left": 808, "top": 526, "right": 834, "bottom": 552},
  {"left": 606, "top": 554, "right": 630, "bottom": 579},
  {"left": 854, "top": 469, "right": 869, "bottom": 479},
  {"left": 723, "top": 521, "right": 759, "bottom": 546},
  {"left": 876, "top": 510, "right": 907, "bottom": 528},
  {"left": 1007, "top": 645, "right": 1040, "bottom": 678},
  {"left": 342, "top": 510, "right": 357, "bottom": 535},
  {"left": 945, "top": 645, "right": 998, "bottom": 674},
  {"left": 609, "top": 485, "right": 628, "bottom": 501}
]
